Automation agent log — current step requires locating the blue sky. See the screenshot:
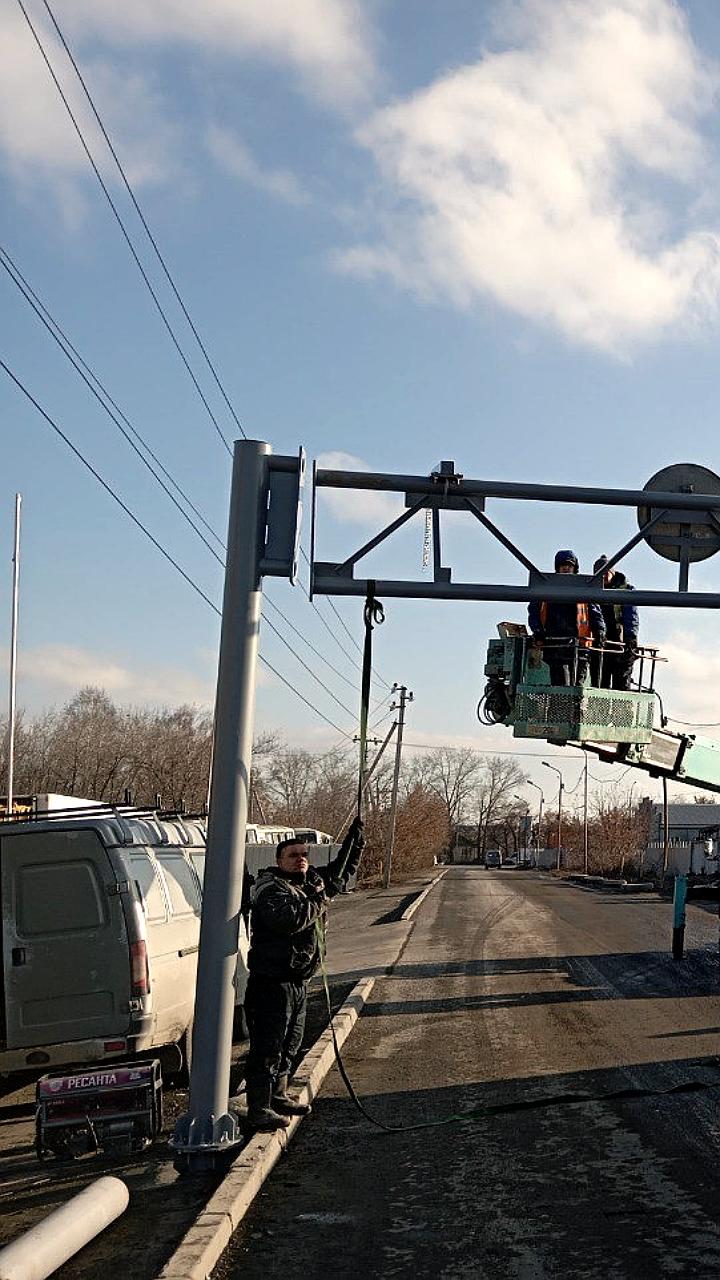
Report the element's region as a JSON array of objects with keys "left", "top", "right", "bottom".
[{"left": 4, "top": 0, "right": 720, "bottom": 809}]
